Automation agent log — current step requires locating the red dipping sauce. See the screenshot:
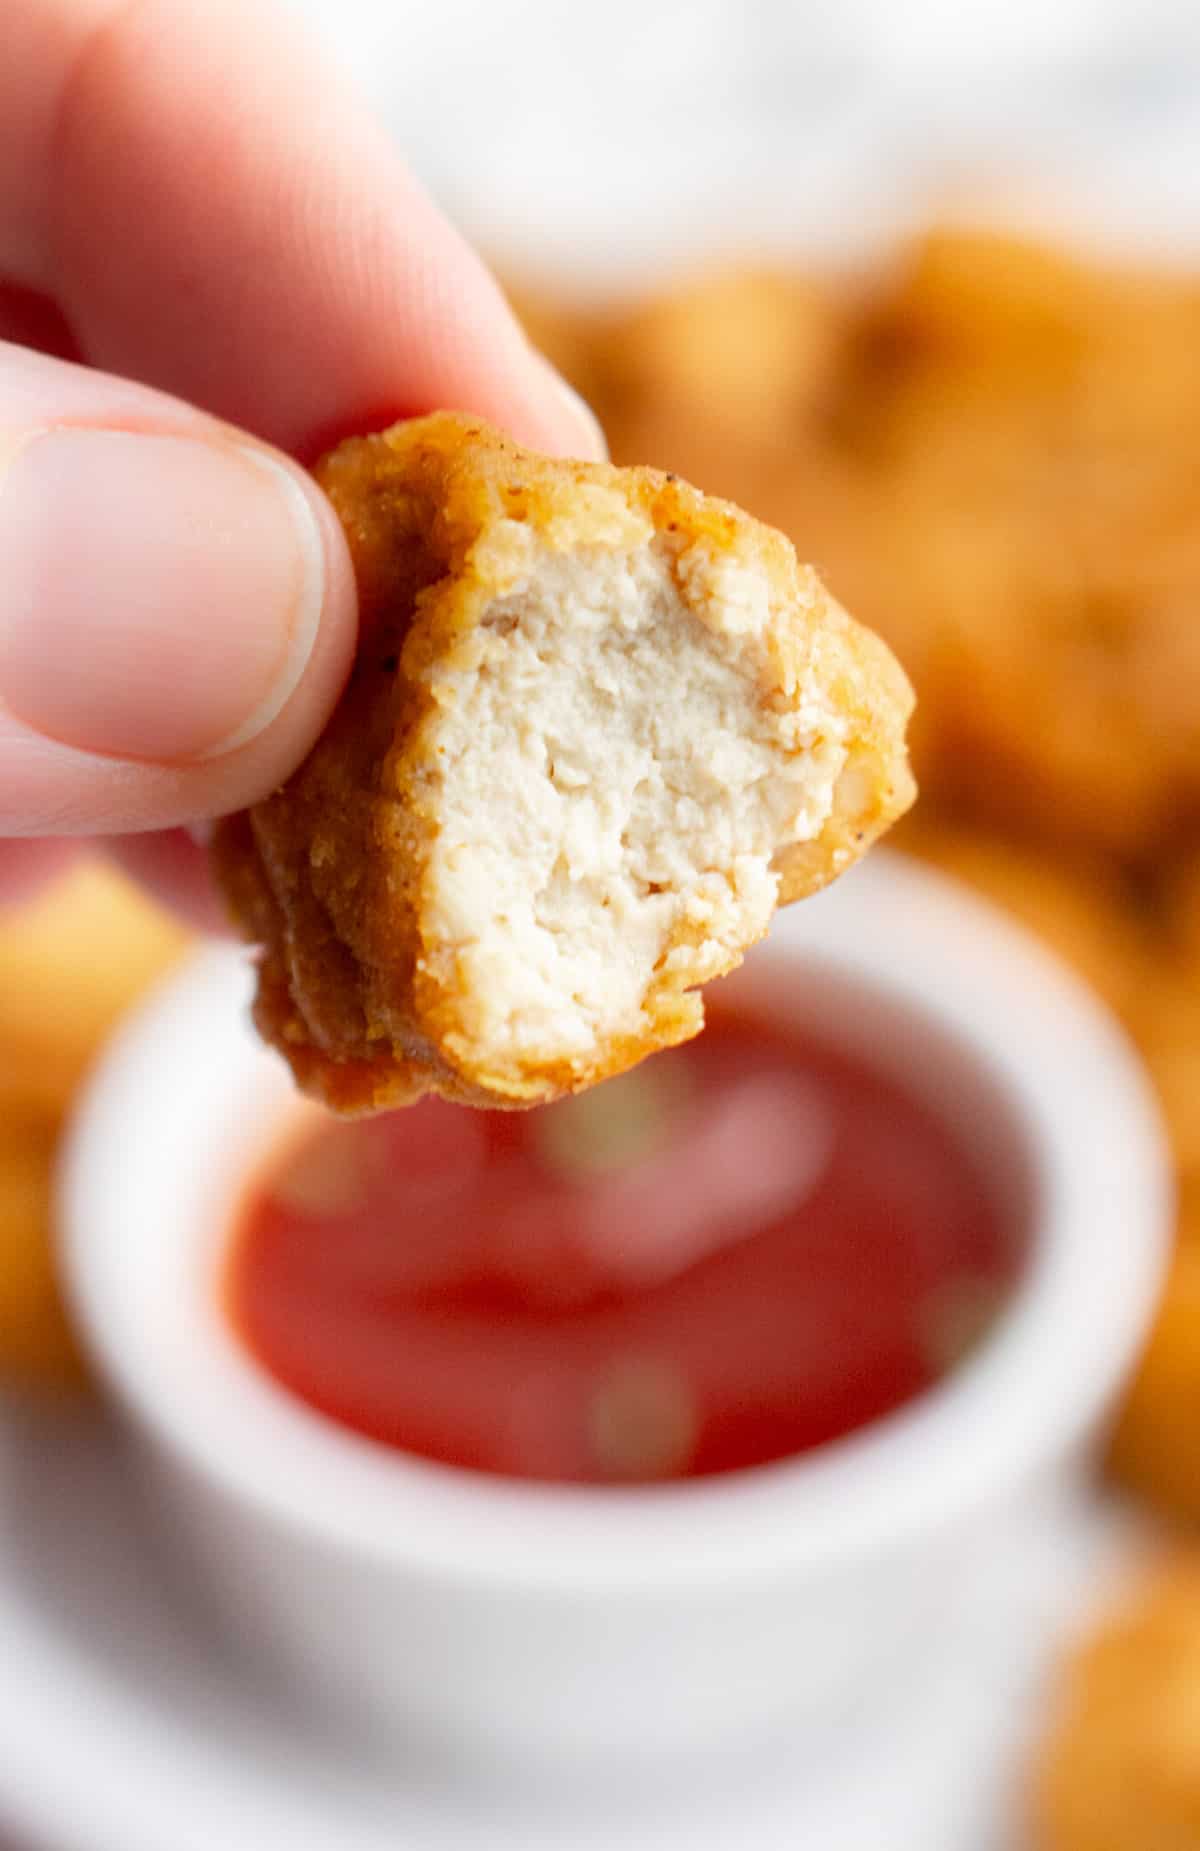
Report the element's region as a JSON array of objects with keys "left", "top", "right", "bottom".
[{"left": 226, "top": 1012, "right": 1020, "bottom": 1484}]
